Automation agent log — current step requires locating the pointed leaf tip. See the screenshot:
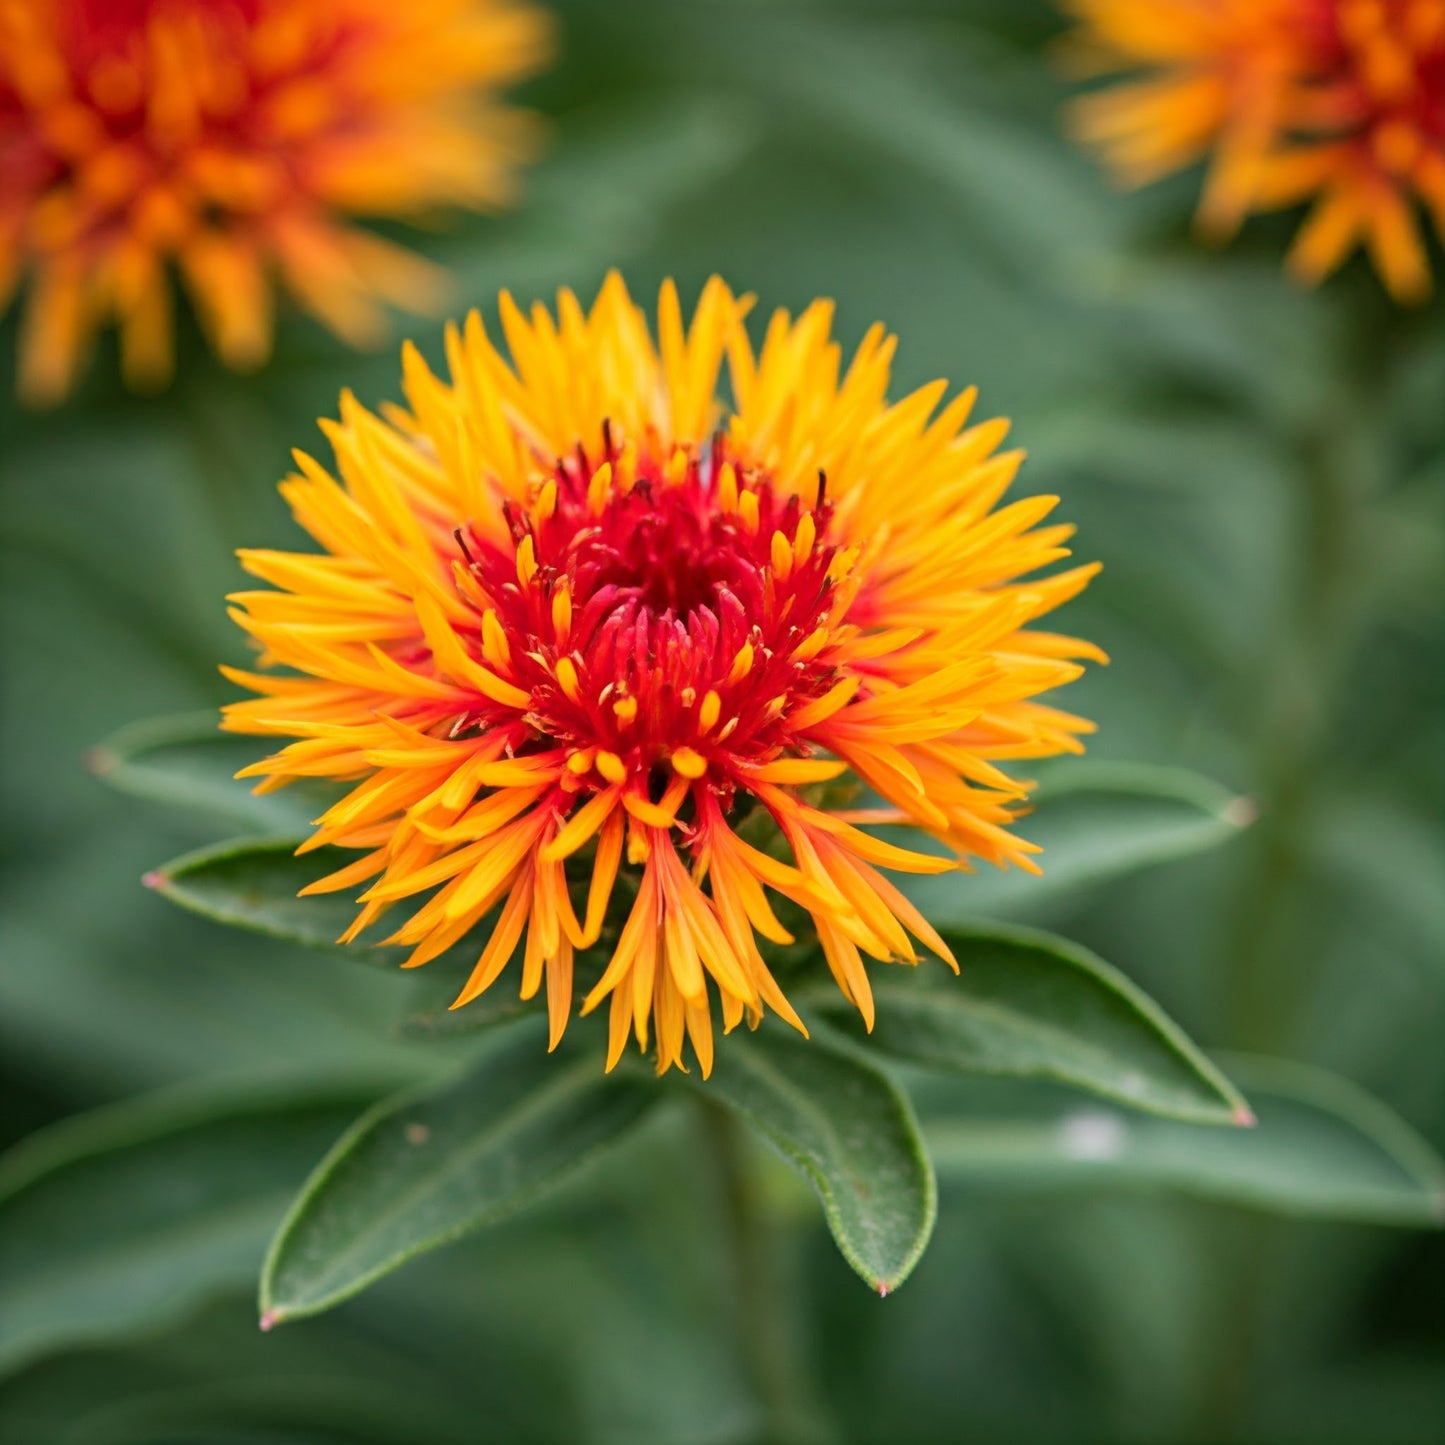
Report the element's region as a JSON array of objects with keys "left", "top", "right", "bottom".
[
  {"left": 690, "top": 1028, "right": 936, "bottom": 1293},
  {"left": 258, "top": 1310, "right": 281, "bottom": 1333},
  {"left": 808, "top": 923, "right": 1248, "bottom": 1125},
  {"left": 1224, "top": 795, "right": 1259, "bottom": 828},
  {"left": 143, "top": 836, "right": 400, "bottom": 960}
]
